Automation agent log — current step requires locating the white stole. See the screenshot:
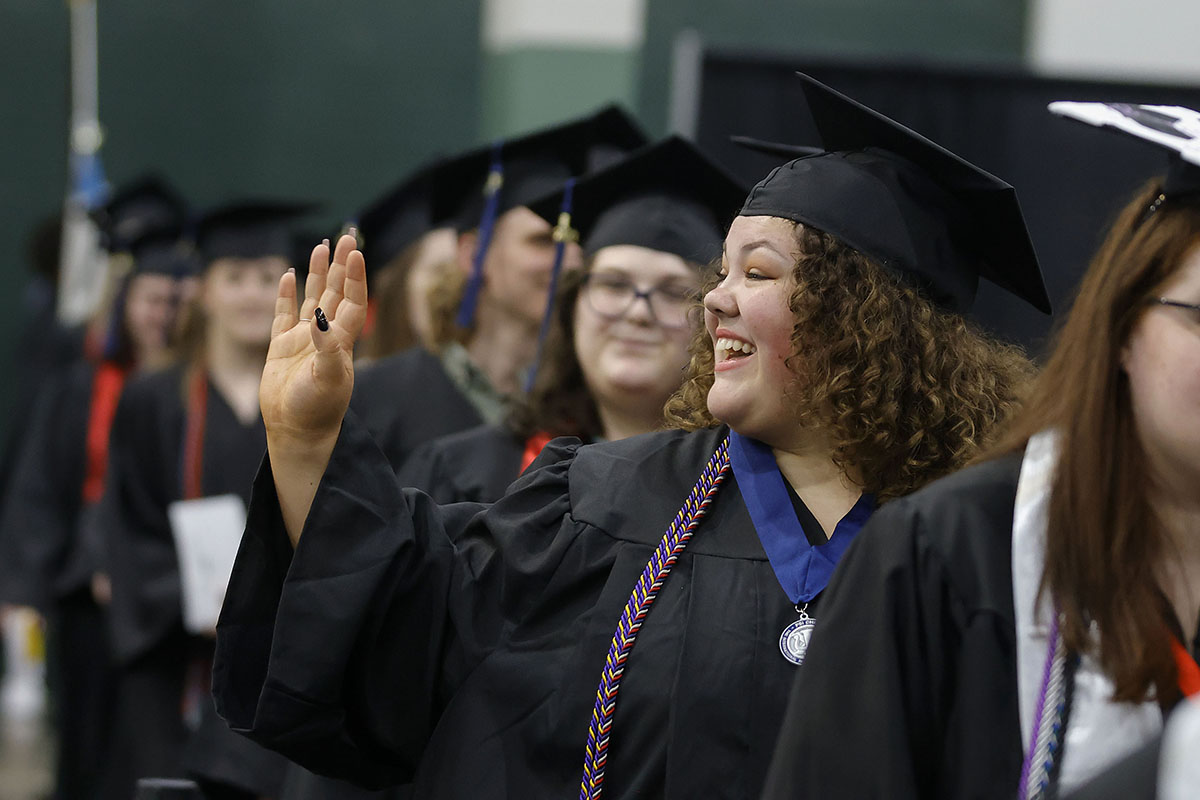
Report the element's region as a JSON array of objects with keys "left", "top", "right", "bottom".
[{"left": 1012, "top": 429, "right": 1162, "bottom": 792}]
